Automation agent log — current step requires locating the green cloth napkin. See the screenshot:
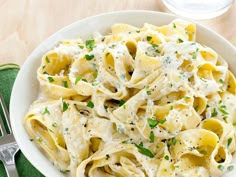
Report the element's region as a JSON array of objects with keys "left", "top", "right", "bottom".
[{"left": 0, "top": 64, "right": 44, "bottom": 177}]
